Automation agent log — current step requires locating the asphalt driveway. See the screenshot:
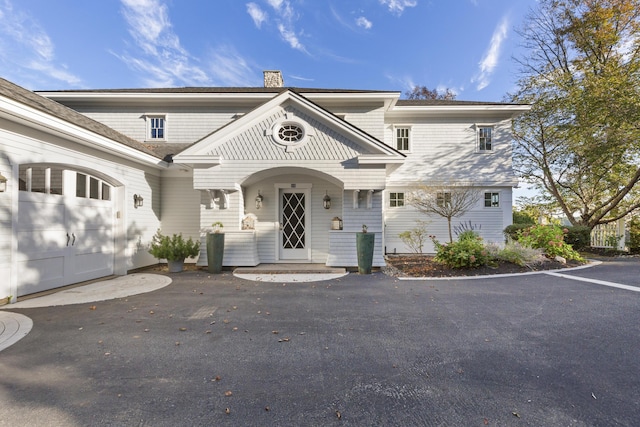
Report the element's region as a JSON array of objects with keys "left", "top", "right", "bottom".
[{"left": 1, "top": 259, "right": 639, "bottom": 426}]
